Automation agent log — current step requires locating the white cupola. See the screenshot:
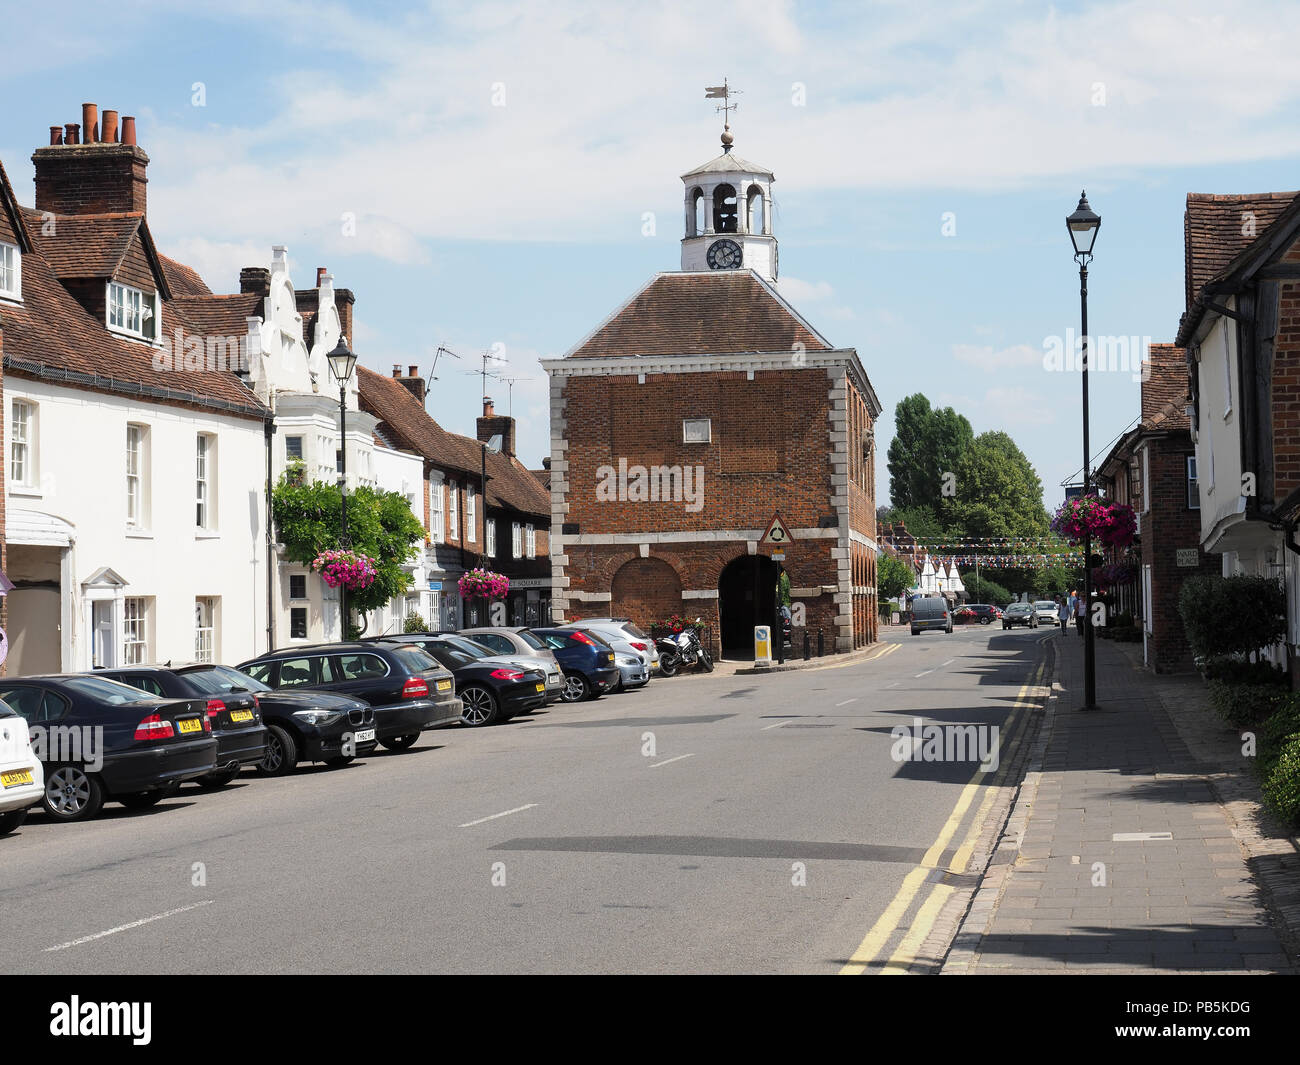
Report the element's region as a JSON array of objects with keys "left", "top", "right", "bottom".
[{"left": 680, "top": 128, "right": 777, "bottom": 281}]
